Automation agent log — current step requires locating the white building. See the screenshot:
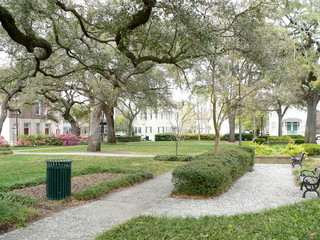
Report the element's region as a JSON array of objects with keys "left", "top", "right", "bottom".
[
  {"left": 133, "top": 101, "right": 230, "bottom": 141},
  {"left": 267, "top": 104, "right": 320, "bottom": 136}
]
